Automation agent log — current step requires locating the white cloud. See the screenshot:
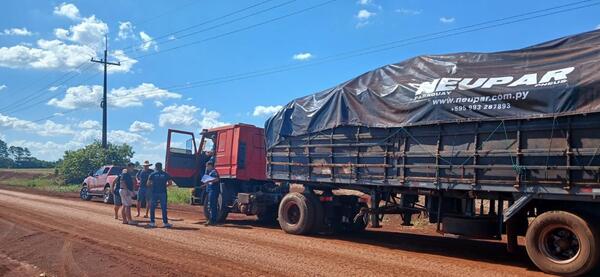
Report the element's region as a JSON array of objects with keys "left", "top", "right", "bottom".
[
  {"left": 109, "top": 83, "right": 181, "bottom": 107},
  {"left": 53, "top": 15, "right": 108, "bottom": 50},
  {"left": 47, "top": 85, "right": 101, "bottom": 109},
  {"left": 253, "top": 105, "right": 282, "bottom": 117},
  {"left": 78, "top": 120, "right": 100, "bottom": 129},
  {"left": 2, "top": 28, "right": 33, "bottom": 36},
  {"left": 159, "top": 104, "right": 199, "bottom": 127},
  {"left": 357, "top": 0, "right": 372, "bottom": 5},
  {"left": 107, "top": 50, "right": 138, "bottom": 73},
  {"left": 0, "top": 85, "right": 6, "bottom": 91},
  {"left": 356, "top": 9, "right": 376, "bottom": 28},
  {"left": 139, "top": 31, "right": 158, "bottom": 51},
  {"left": 48, "top": 83, "right": 181, "bottom": 109},
  {"left": 117, "top": 21, "right": 135, "bottom": 40},
  {"left": 292, "top": 52, "right": 313, "bottom": 61},
  {"left": 154, "top": 100, "right": 164, "bottom": 107},
  {"left": 129, "top": 121, "right": 155, "bottom": 133},
  {"left": 9, "top": 140, "right": 81, "bottom": 161},
  {"left": 54, "top": 2, "right": 81, "bottom": 20},
  {"left": 395, "top": 8, "right": 422, "bottom": 15},
  {"left": 0, "top": 113, "right": 75, "bottom": 137},
  {"left": 357, "top": 9, "right": 376, "bottom": 20},
  {"left": 159, "top": 104, "right": 228, "bottom": 130},
  {"left": 596, "top": 24, "right": 600, "bottom": 30},
  {"left": 48, "top": 86, "right": 60, "bottom": 91},
  {"left": 440, "top": 17, "right": 455, "bottom": 24},
  {"left": 0, "top": 39, "right": 95, "bottom": 70}
]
